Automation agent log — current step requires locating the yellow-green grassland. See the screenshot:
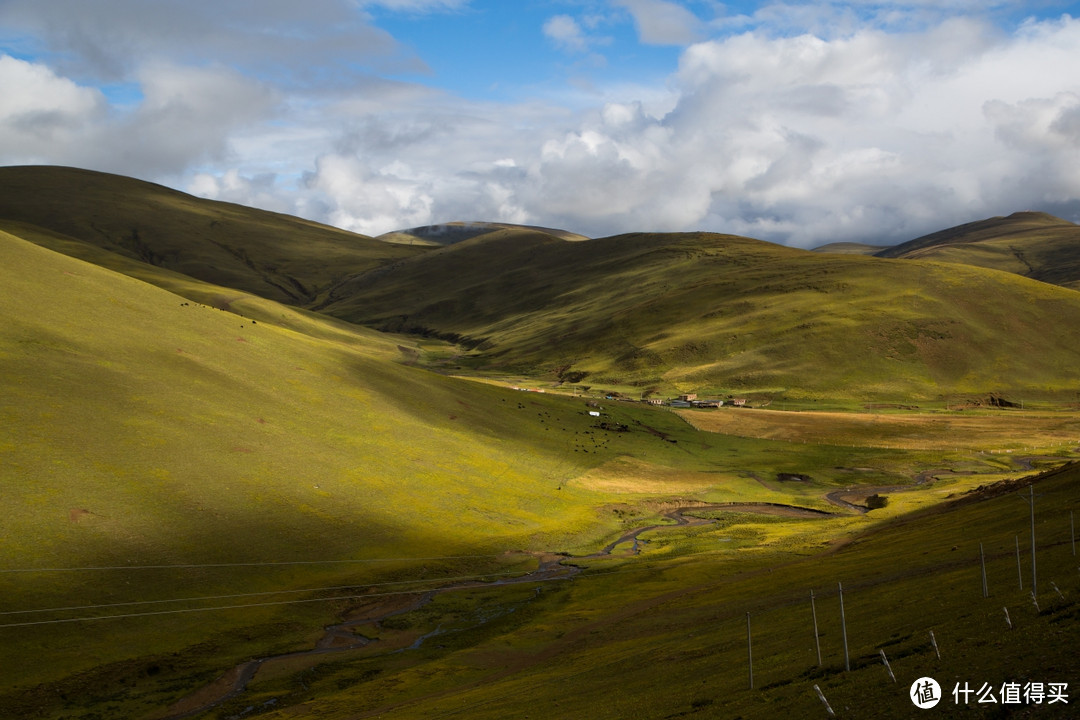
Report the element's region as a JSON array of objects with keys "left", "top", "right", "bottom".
[{"left": 1, "top": 167, "right": 1078, "bottom": 719}]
